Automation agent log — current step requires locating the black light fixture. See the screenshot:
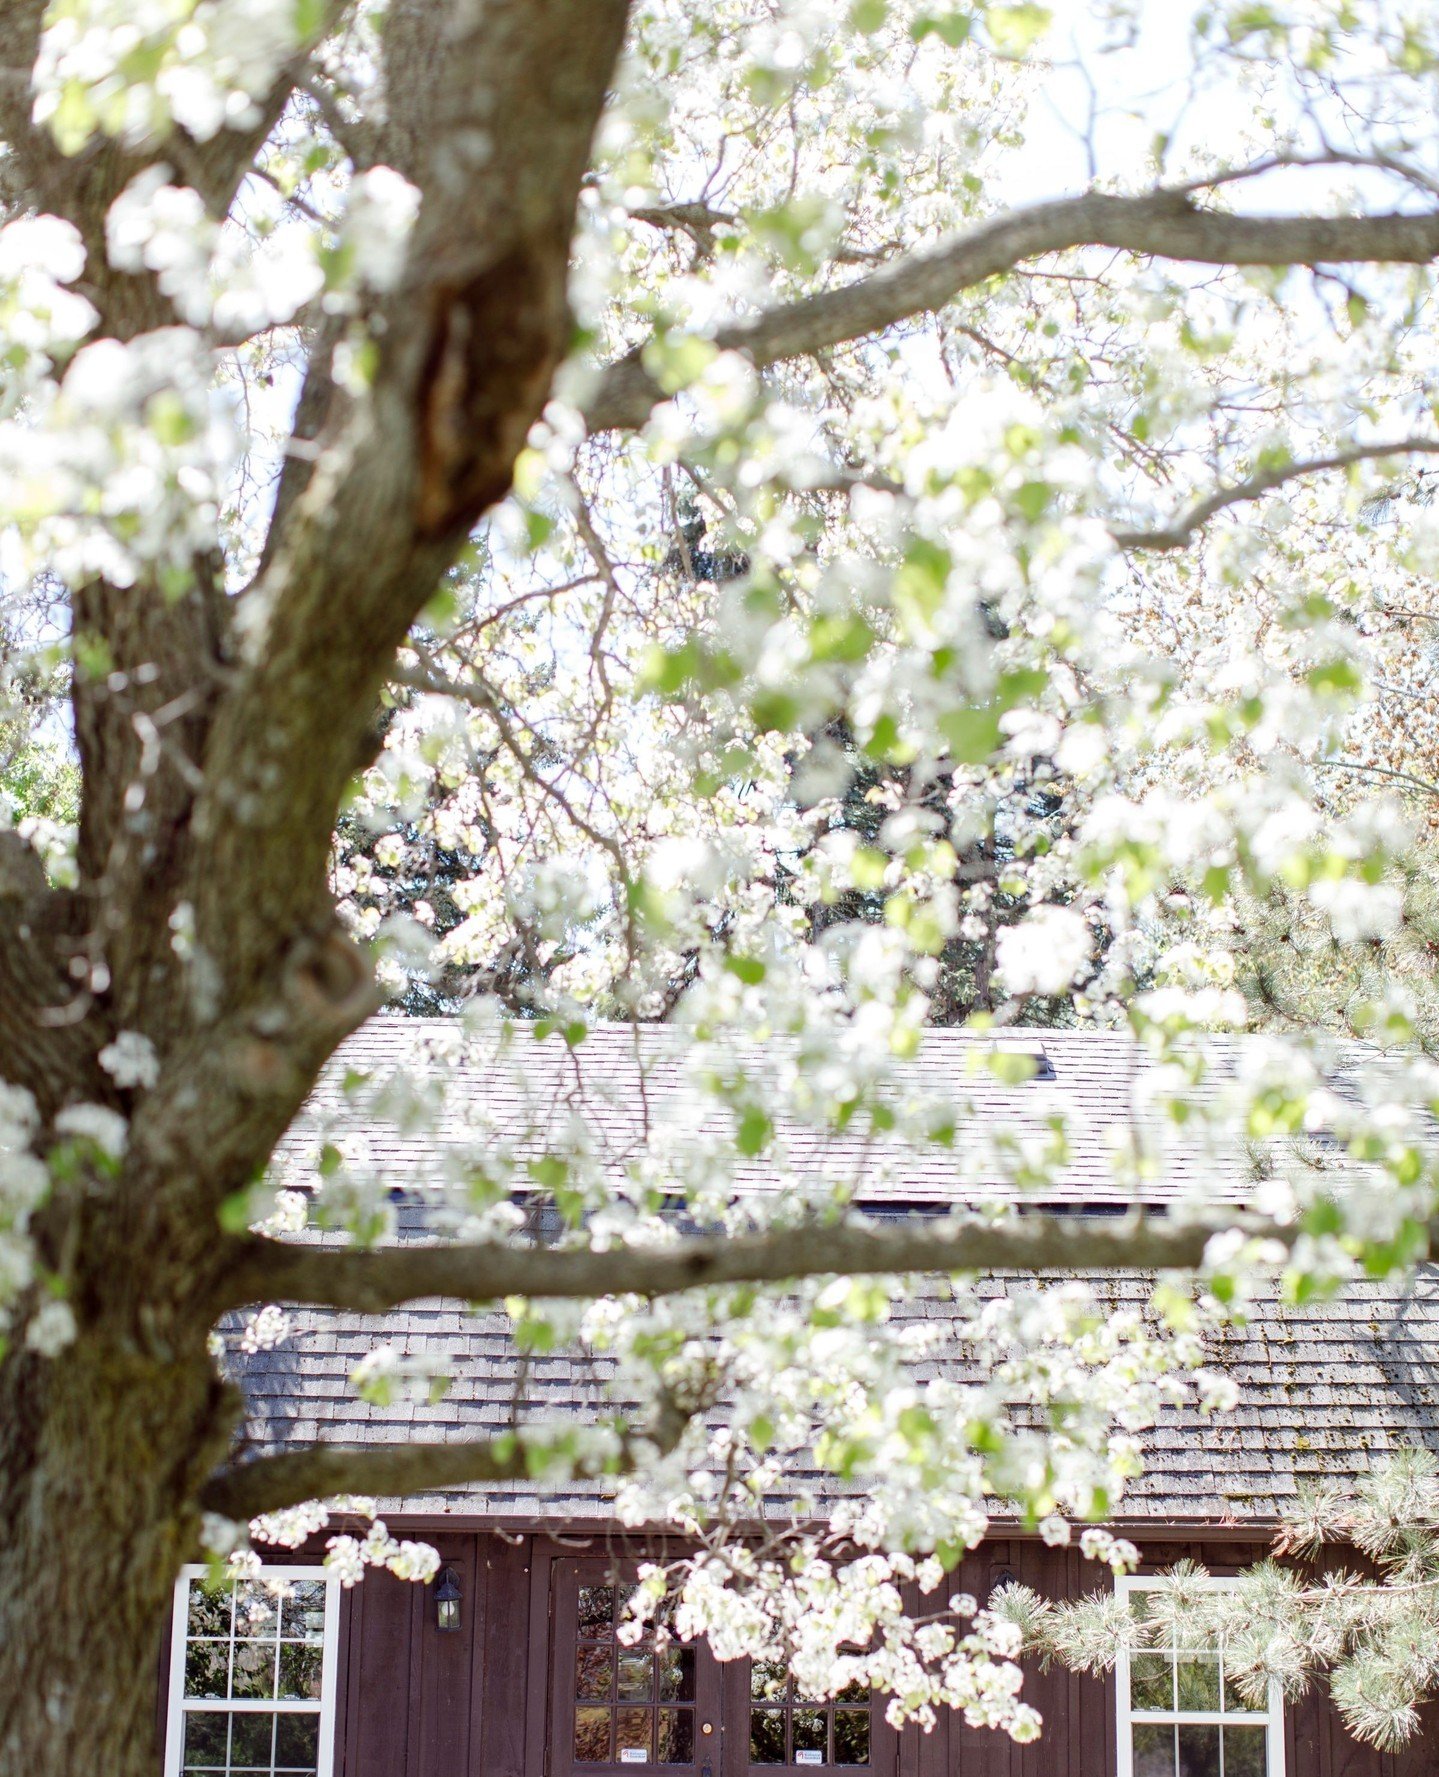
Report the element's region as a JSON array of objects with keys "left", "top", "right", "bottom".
[{"left": 435, "top": 1565, "right": 462, "bottom": 1632}]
